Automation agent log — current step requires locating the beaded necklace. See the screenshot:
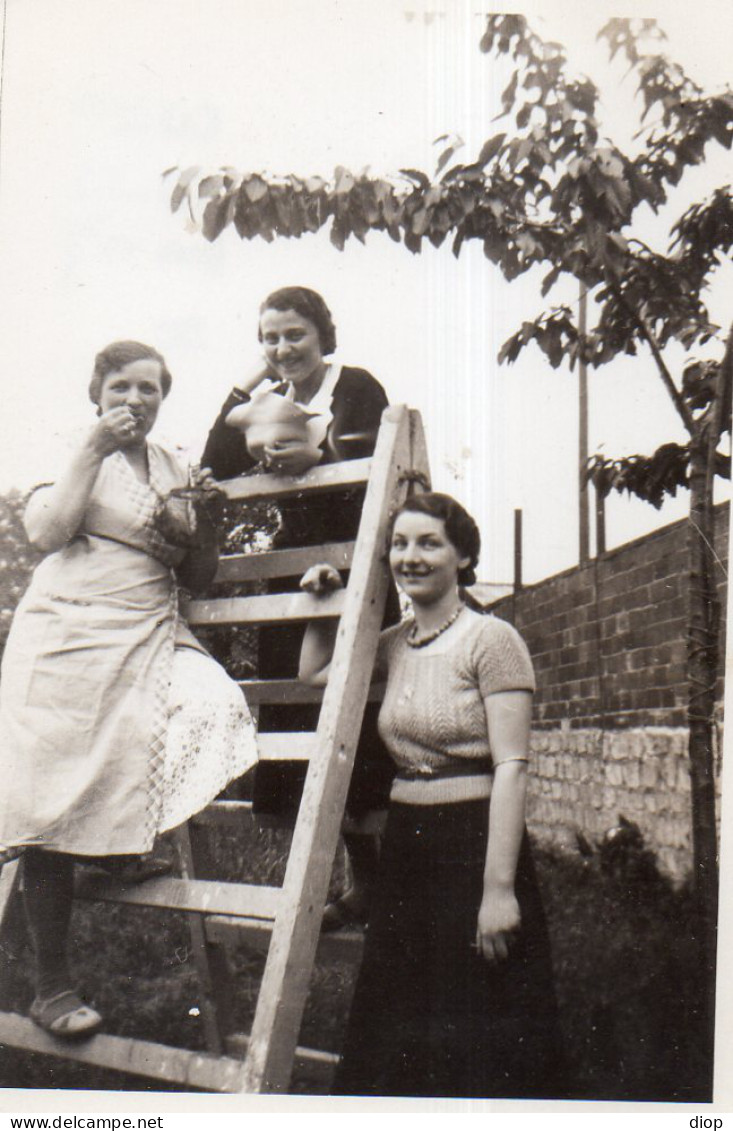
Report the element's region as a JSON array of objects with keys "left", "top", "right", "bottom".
[{"left": 407, "top": 603, "right": 465, "bottom": 649}]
